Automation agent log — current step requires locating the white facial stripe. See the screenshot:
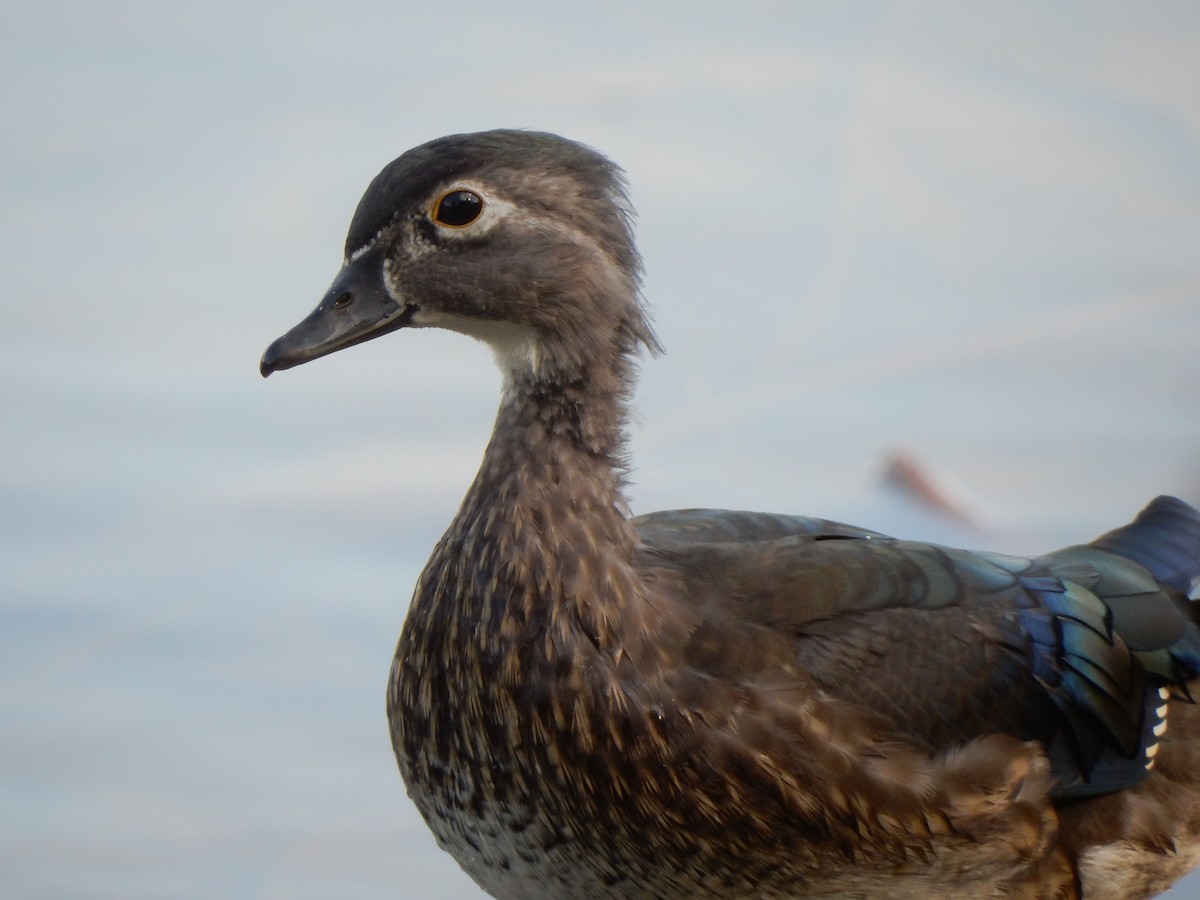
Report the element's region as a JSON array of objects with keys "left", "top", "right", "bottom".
[
  {"left": 346, "top": 235, "right": 380, "bottom": 265},
  {"left": 429, "top": 181, "right": 605, "bottom": 256}
]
